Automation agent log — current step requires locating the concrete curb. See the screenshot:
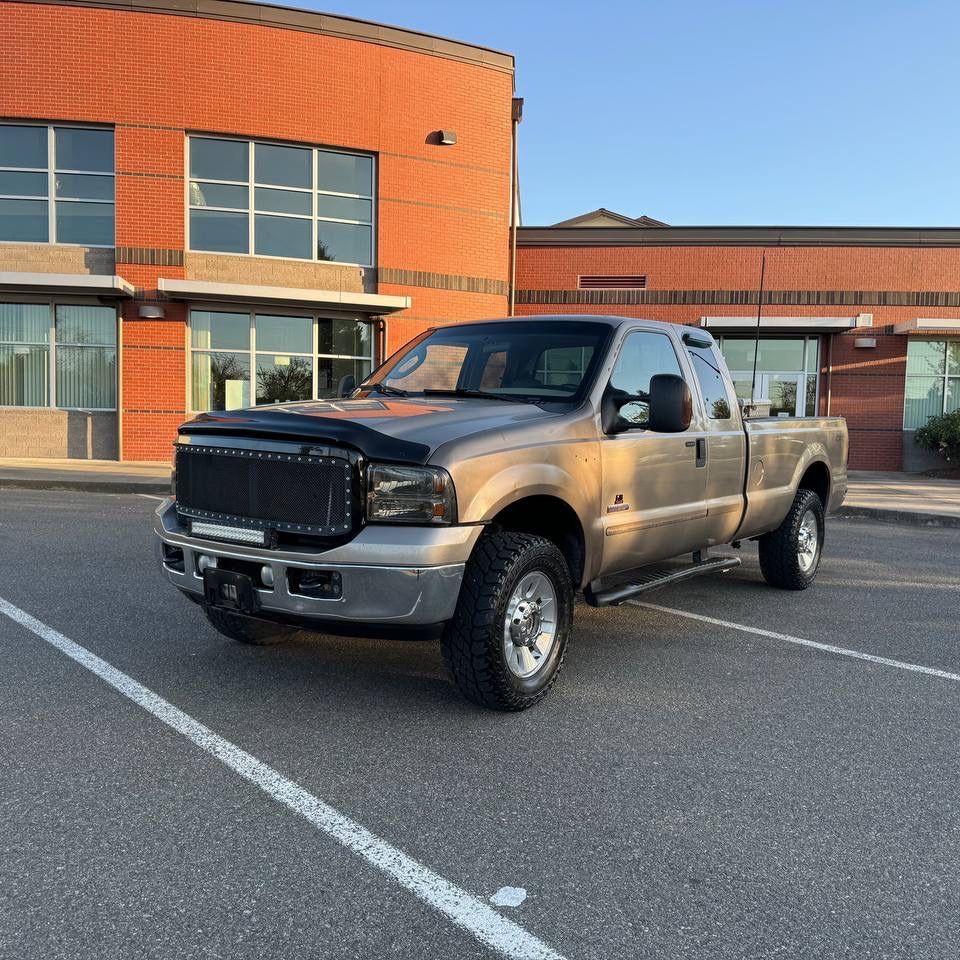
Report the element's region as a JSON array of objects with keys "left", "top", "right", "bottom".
[
  {"left": 0, "top": 477, "right": 170, "bottom": 496},
  {"left": 836, "top": 505, "right": 960, "bottom": 529}
]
